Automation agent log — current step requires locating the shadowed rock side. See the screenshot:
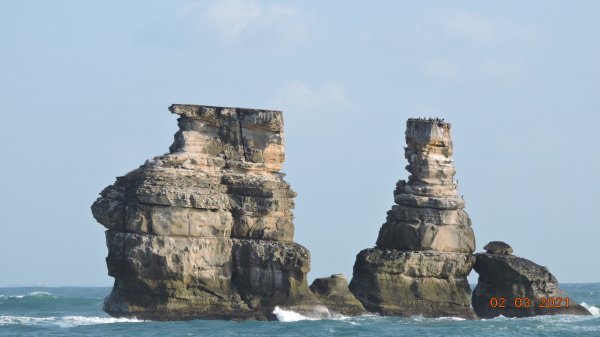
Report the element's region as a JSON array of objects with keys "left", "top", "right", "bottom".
[
  {"left": 92, "top": 104, "right": 321, "bottom": 320},
  {"left": 349, "top": 118, "right": 477, "bottom": 319},
  {"left": 310, "top": 274, "right": 367, "bottom": 316},
  {"left": 472, "top": 242, "right": 590, "bottom": 318}
]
